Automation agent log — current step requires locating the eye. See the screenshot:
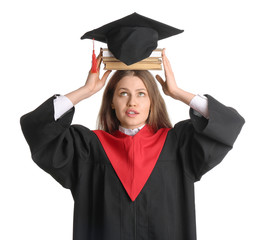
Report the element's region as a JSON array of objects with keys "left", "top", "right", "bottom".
[
  {"left": 120, "top": 92, "right": 128, "bottom": 96},
  {"left": 138, "top": 92, "right": 146, "bottom": 97}
]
